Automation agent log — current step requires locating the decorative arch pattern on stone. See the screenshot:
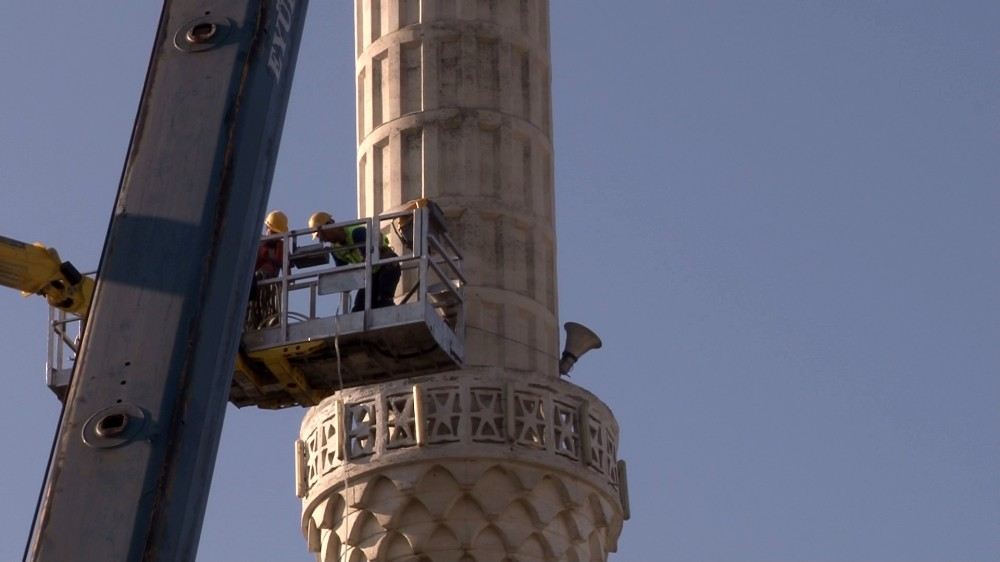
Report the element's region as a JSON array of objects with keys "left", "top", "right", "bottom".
[
  {"left": 302, "top": 460, "right": 622, "bottom": 562},
  {"left": 299, "top": 369, "right": 626, "bottom": 561}
]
